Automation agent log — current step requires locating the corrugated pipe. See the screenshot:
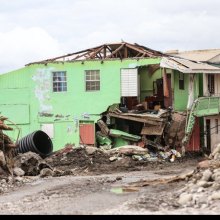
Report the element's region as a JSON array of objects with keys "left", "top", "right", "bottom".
[{"left": 15, "top": 130, "right": 53, "bottom": 158}]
